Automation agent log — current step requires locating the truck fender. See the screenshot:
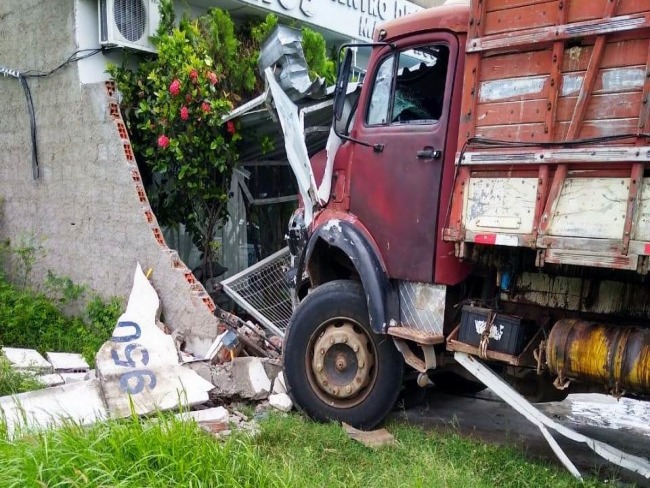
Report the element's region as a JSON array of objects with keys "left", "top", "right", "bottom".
[{"left": 297, "top": 220, "right": 390, "bottom": 334}]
